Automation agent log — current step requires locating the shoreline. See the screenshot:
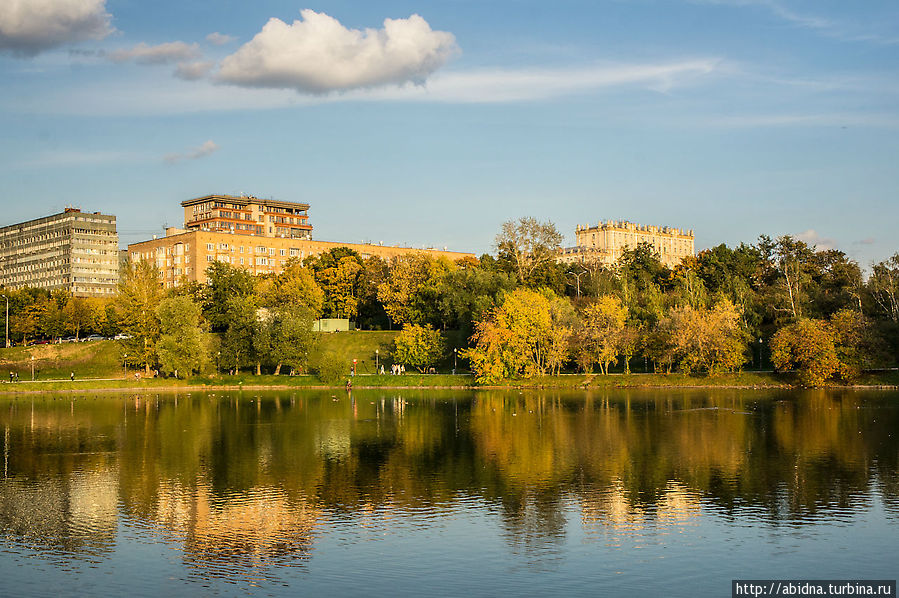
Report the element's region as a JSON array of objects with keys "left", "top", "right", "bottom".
[{"left": 0, "top": 377, "right": 896, "bottom": 395}]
